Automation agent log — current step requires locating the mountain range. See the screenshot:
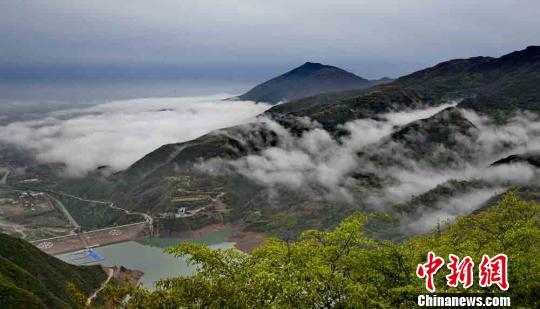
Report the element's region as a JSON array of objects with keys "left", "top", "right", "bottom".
[
  {"left": 104, "top": 46, "right": 540, "bottom": 239},
  {"left": 268, "top": 46, "right": 540, "bottom": 127},
  {"left": 1, "top": 46, "right": 539, "bottom": 306}
]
